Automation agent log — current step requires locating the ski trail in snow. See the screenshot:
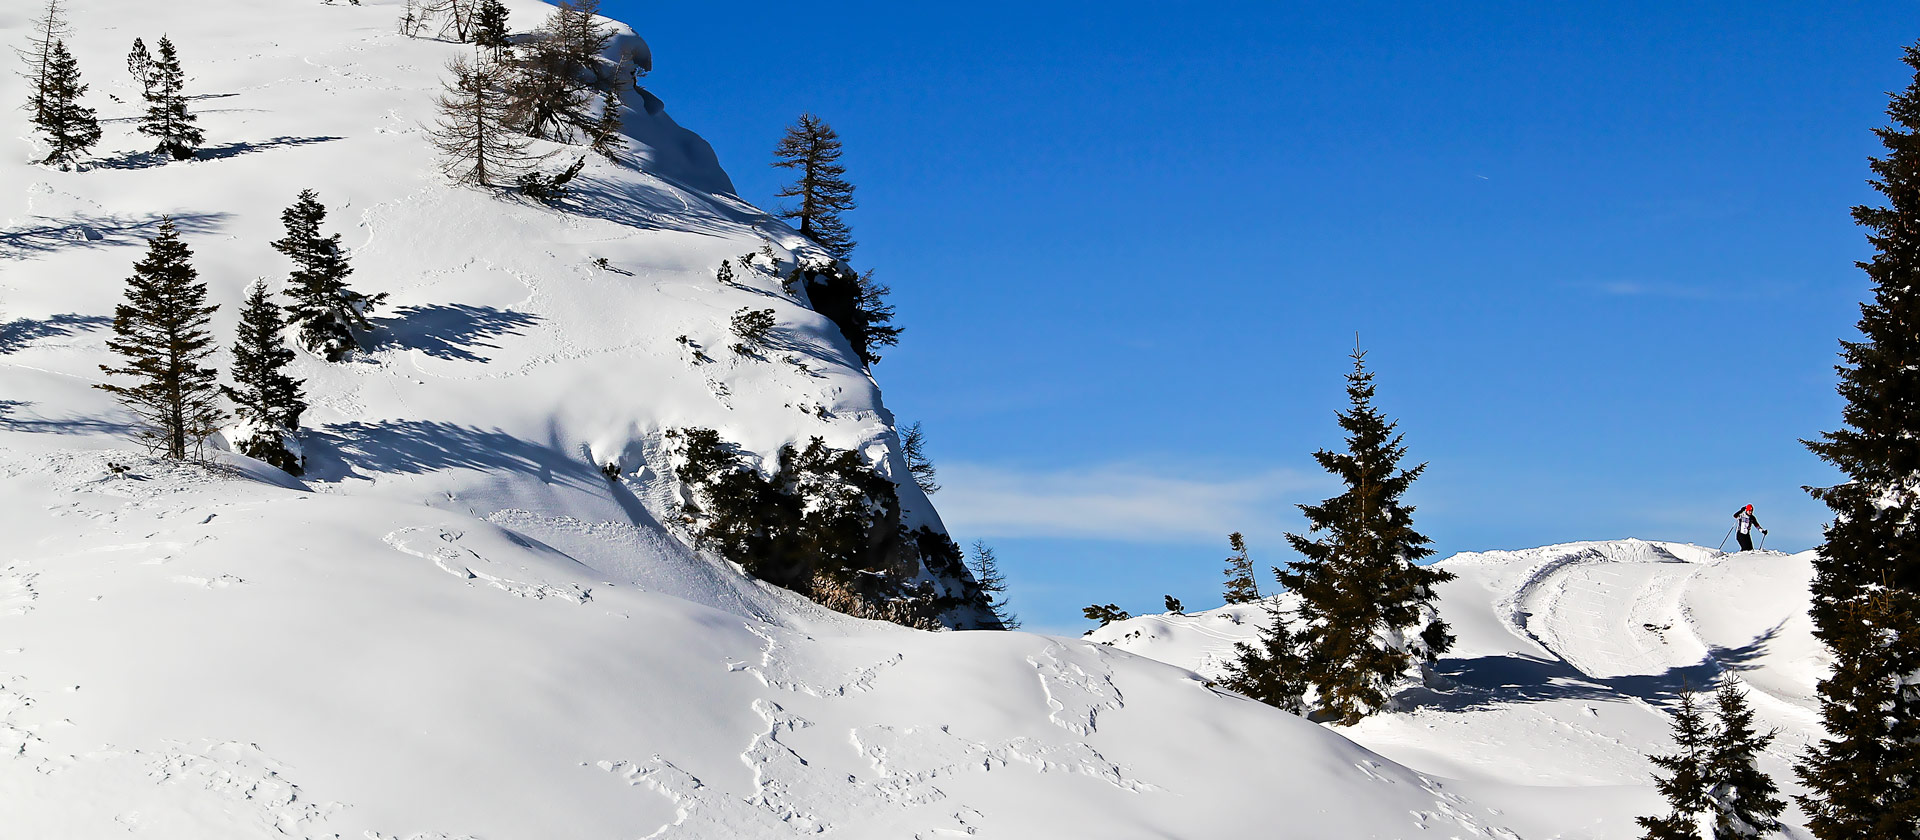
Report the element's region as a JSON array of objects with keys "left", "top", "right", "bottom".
[{"left": 382, "top": 526, "right": 591, "bottom": 603}]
